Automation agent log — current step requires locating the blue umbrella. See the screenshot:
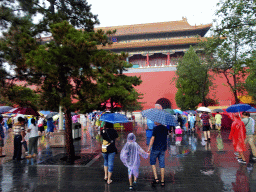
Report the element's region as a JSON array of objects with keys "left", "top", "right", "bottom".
[
  {"left": 185, "top": 110, "right": 196, "bottom": 114},
  {"left": 226, "top": 104, "right": 252, "bottom": 113},
  {"left": 39, "top": 111, "right": 51, "bottom": 115},
  {"left": 100, "top": 113, "right": 129, "bottom": 124},
  {"left": 247, "top": 107, "right": 256, "bottom": 113},
  {"left": 141, "top": 108, "right": 178, "bottom": 126},
  {"left": 174, "top": 109, "right": 183, "bottom": 114},
  {"left": 0, "top": 106, "right": 13, "bottom": 114}
]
